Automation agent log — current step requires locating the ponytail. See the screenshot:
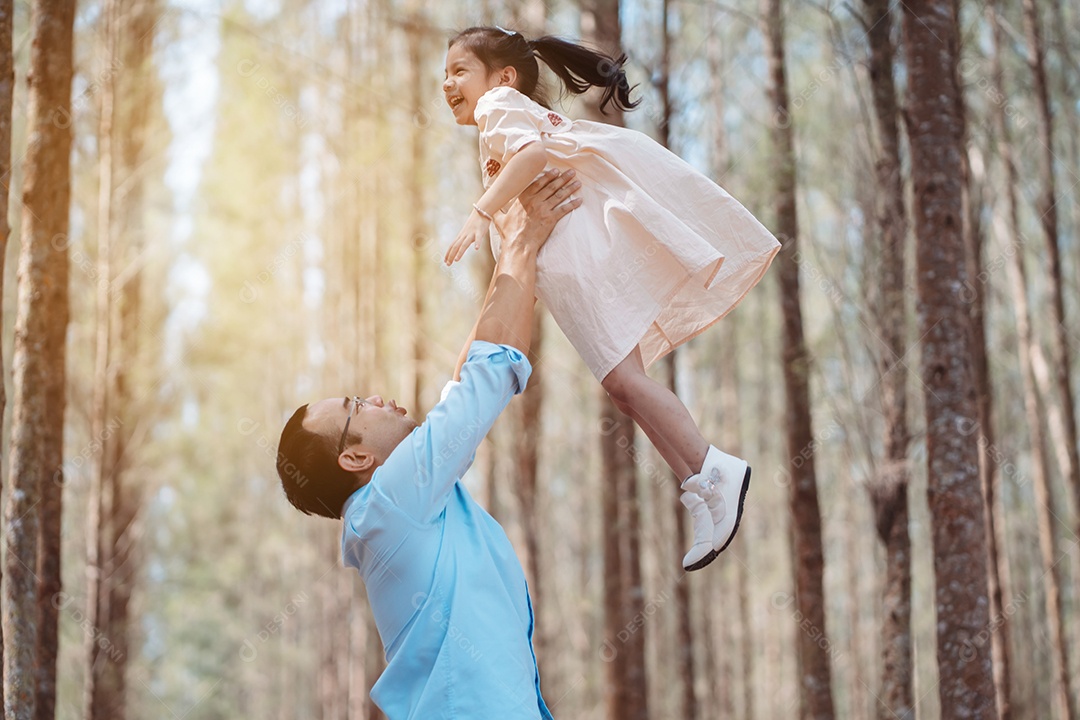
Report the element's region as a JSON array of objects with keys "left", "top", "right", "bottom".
[
  {"left": 530, "top": 36, "right": 639, "bottom": 114},
  {"left": 449, "top": 27, "right": 639, "bottom": 115}
]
